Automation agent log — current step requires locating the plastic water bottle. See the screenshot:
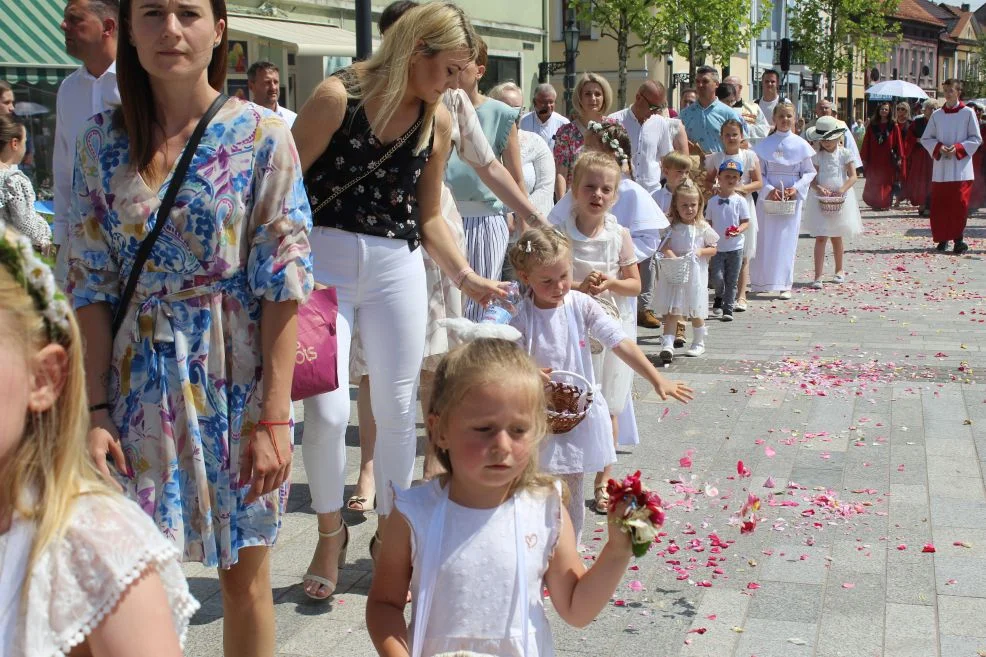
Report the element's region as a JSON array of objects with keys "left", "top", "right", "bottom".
[{"left": 481, "top": 281, "right": 522, "bottom": 324}]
